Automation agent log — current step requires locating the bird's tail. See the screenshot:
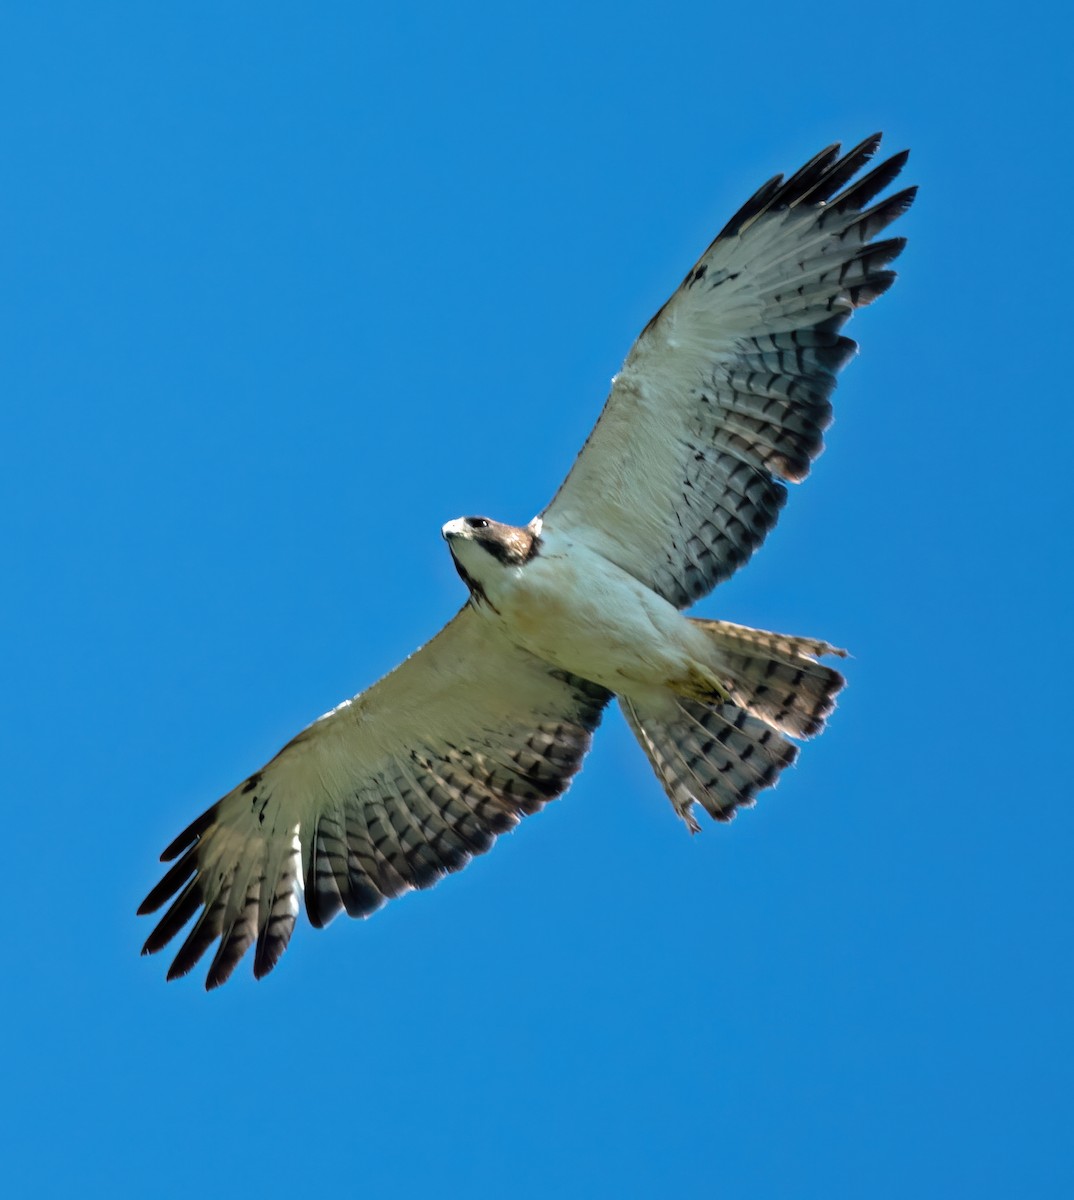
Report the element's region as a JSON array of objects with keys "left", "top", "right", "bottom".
[{"left": 620, "top": 619, "right": 846, "bottom": 831}]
